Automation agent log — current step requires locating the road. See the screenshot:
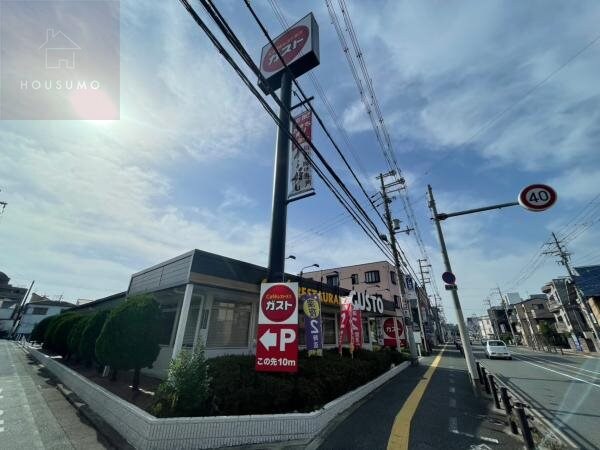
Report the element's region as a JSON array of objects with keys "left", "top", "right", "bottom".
[
  {"left": 318, "top": 344, "right": 519, "bottom": 450},
  {"left": 475, "top": 343, "right": 600, "bottom": 449},
  {"left": 0, "top": 339, "right": 109, "bottom": 449}
]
